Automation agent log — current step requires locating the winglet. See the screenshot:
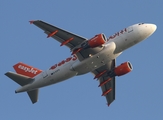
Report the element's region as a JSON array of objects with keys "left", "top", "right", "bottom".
[
  {"left": 29, "top": 20, "right": 35, "bottom": 24},
  {"left": 107, "top": 103, "right": 111, "bottom": 107}
]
